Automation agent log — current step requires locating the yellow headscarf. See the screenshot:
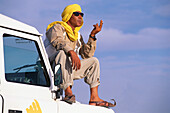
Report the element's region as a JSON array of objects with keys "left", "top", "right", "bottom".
[{"left": 46, "top": 4, "right": 83, "bottom": 41}]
